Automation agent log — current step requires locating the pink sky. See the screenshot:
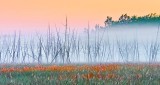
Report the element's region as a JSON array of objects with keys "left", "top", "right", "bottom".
[{"left": 0, "top": 0, "right": 160, "bottom": 33}]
